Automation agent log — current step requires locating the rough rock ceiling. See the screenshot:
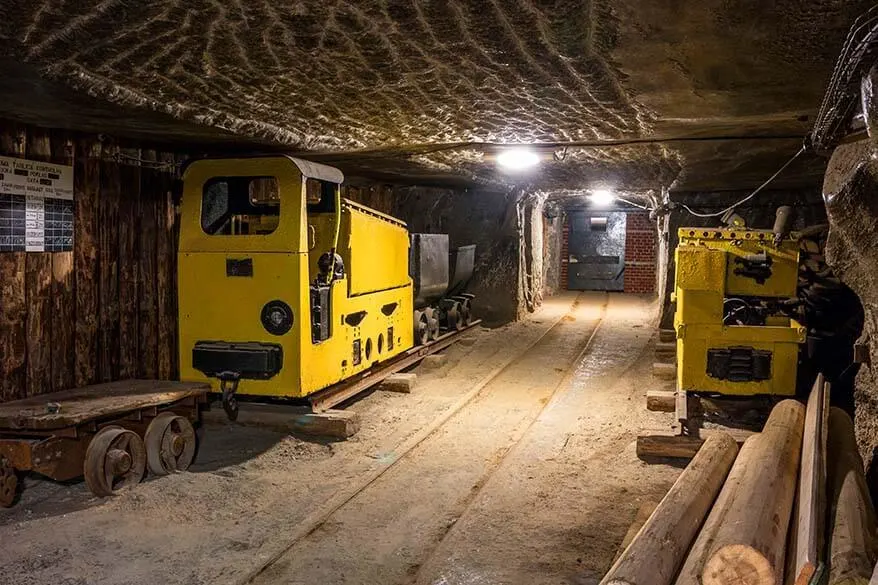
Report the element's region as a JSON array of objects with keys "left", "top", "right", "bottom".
[{"left": 0, "top": 1, "right": 872, "bottom": 194}]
